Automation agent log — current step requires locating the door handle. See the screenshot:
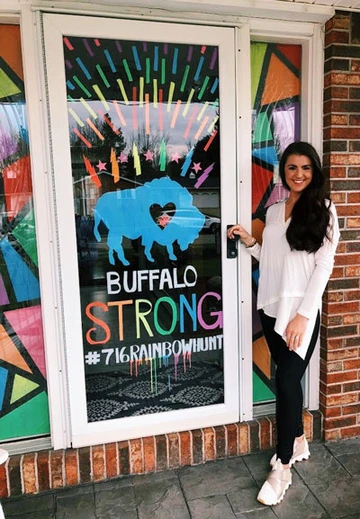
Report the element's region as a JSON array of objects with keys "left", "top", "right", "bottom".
[{"left": 227, "top": 225, "right": 239, "bottom": 259}]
